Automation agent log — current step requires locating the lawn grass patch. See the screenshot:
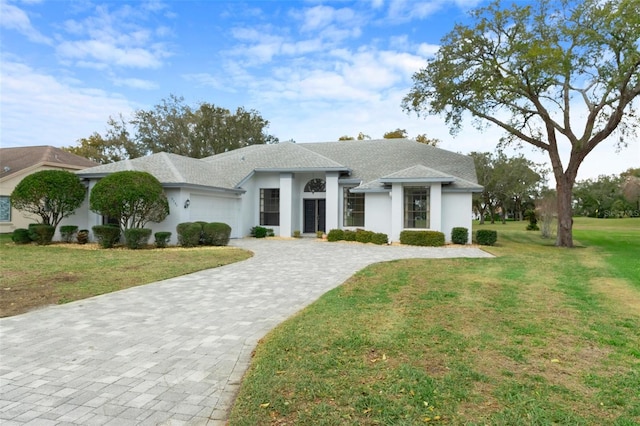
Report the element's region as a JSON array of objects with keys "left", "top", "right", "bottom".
[
  {"left": 228, "top": 218, "right": 640, "bottom": 425},
  {"left": 0, "top": 239, "right": 251, "bottom": 317}
]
